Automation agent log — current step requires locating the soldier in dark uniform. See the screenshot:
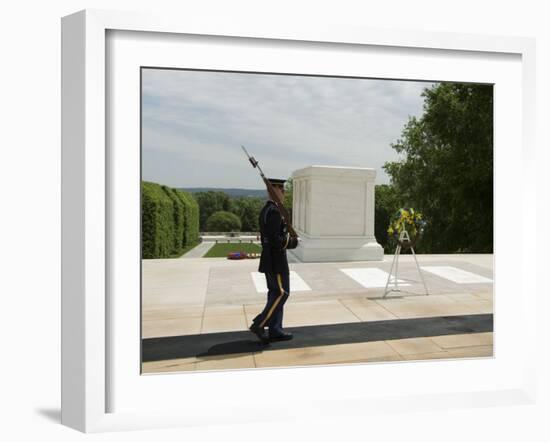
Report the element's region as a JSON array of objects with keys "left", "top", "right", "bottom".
[{"left": 249, "top": 178, "right": 299, "bottom": 344}]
